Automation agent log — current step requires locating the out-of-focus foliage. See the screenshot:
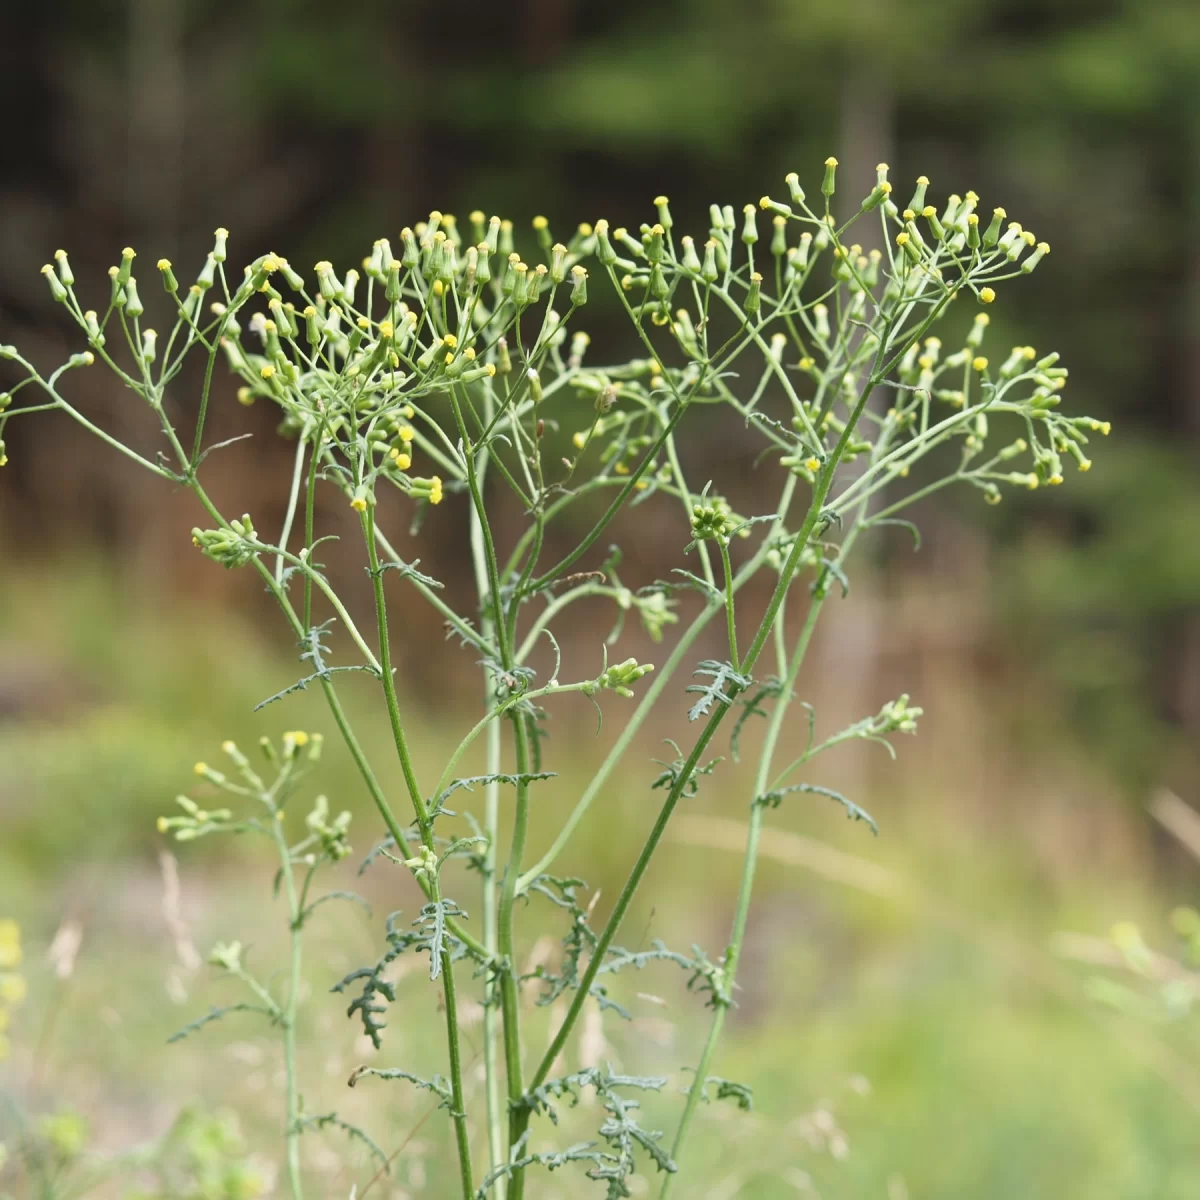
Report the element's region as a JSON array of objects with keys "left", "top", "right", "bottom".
[{"left": 1, "top": 0, "right": 1196, "bottom": 796}]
